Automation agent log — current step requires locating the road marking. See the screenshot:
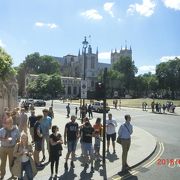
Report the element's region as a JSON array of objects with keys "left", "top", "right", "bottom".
[
  {"left": 143, "top": 142, "right": 164, "bottom": 168},
  {"left": 112, "top": 142, "right": 164, "bottom": 180},
  {"left": 168, "top": 158, "right": 180, "bottom": 168}
]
